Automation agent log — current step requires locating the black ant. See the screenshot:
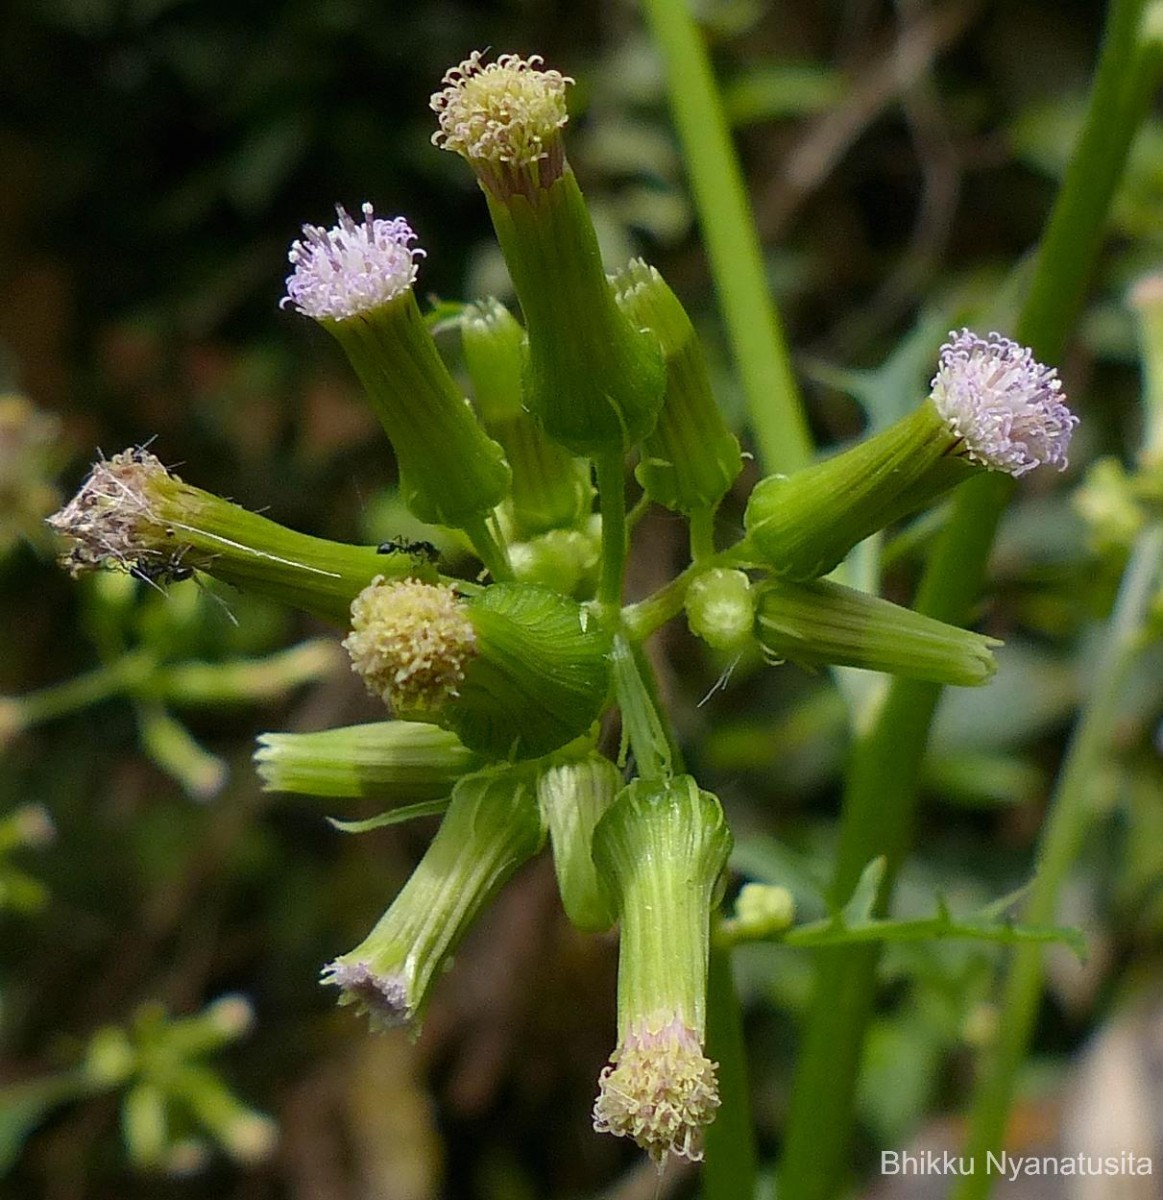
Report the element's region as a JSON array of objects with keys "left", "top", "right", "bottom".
[{"left": 376, "top": 537, "right": 440, "bottom": 562}]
